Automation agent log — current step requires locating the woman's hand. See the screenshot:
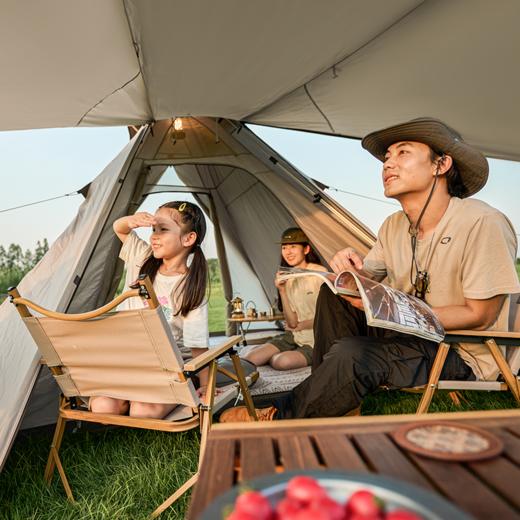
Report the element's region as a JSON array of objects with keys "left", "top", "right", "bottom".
[
  {"left": 274, "top": 271, "right": 287, "bottom": 290},
  {"left": 330, "top": 247, "right": 364, "bottom": 274}
]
